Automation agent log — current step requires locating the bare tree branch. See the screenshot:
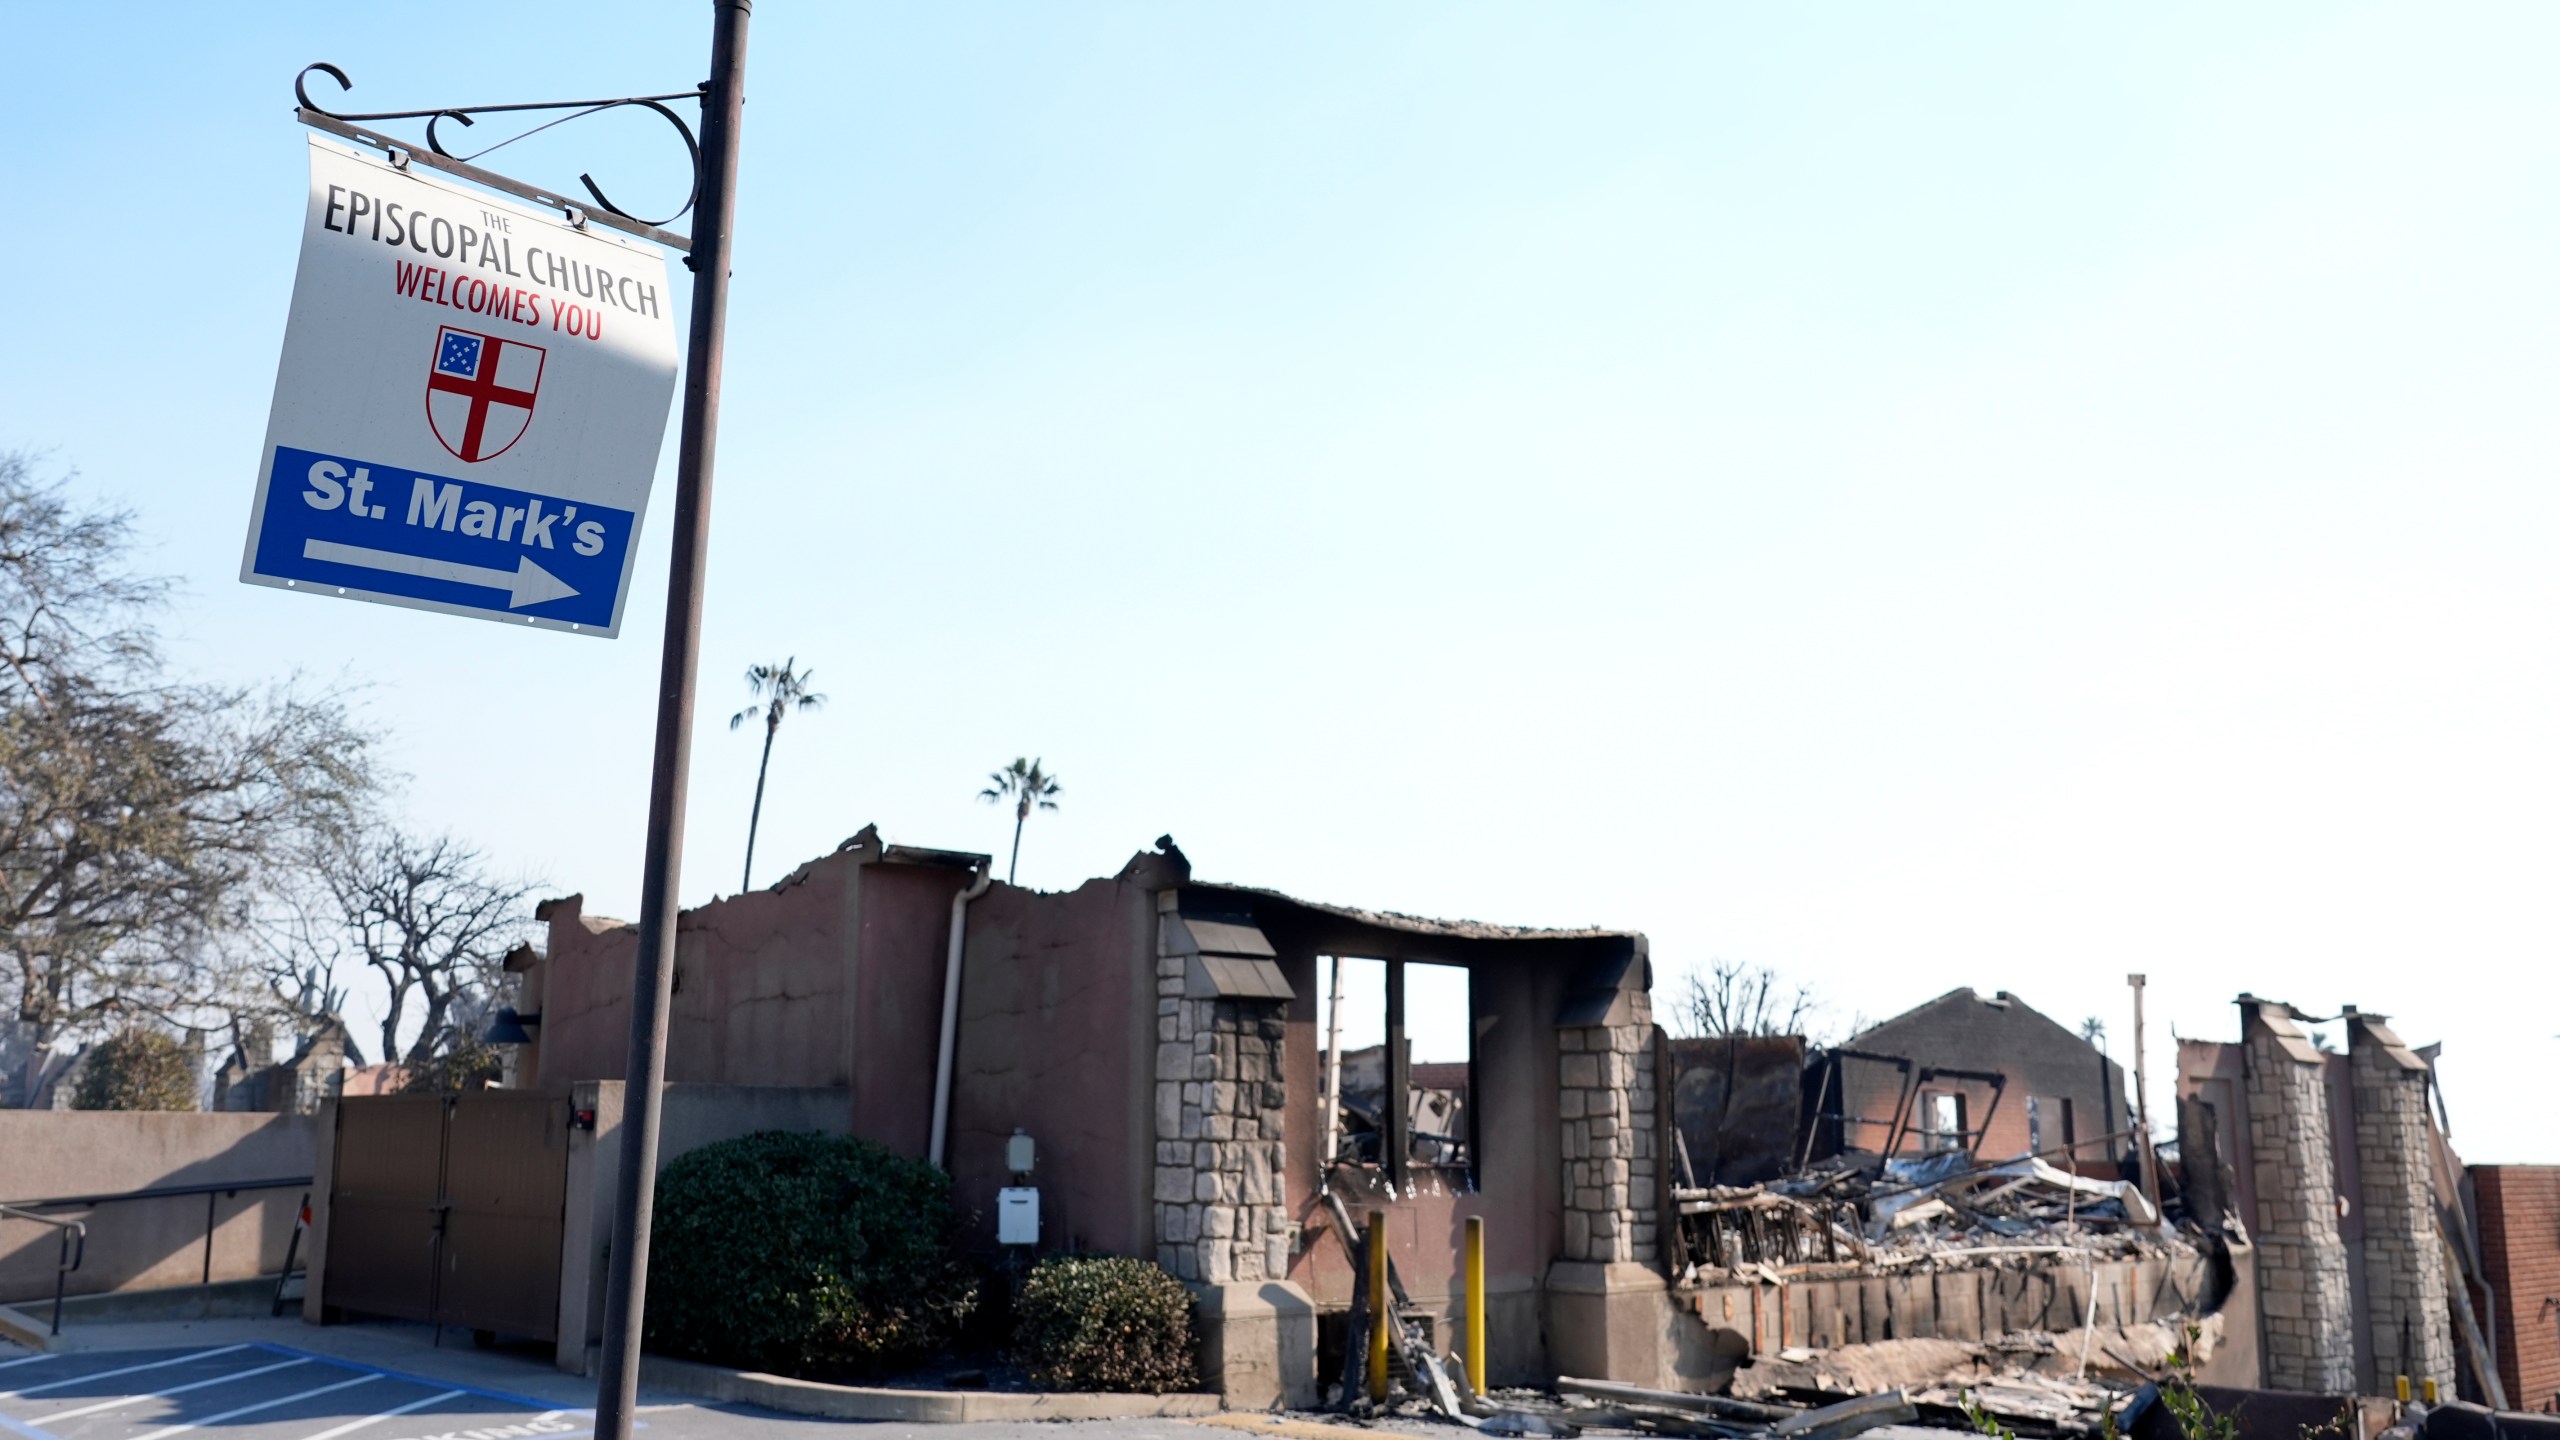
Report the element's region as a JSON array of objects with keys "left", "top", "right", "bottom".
[
  {"left": 298, "top": 826, "right": 538, "bottom": 1067},
  {"left": 1673, "top": 958, "right": 1823, "bottom": 1040},
  {"left": 0, "top": 451, "right": 377, "bottom": 1054}
]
